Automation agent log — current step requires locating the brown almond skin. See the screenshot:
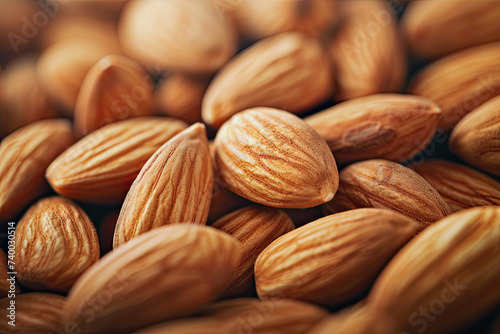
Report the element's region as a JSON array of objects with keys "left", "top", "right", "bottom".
[
  {"left": 255, "top": 208, "right": 419, "bottom": 307},
  {"left": 305, "top": 94, "right": 440, "bottom": 165},
  {"left": 449, "top": 95, "right": 500, "bottom": 176},
  {"left": 214, "top": 107, "right": 339, "bottom": 209},
  {"left": 113, "top": 123, "right": 213, "bottom": 248},
  {"left": 0, "top": 293, "right": 66, "bottom": 334},
  {"left": 0, "top": 249, "right": 20, "bottom": 297},
  {"left": 324, "top": 159, "right": 453, "bottom": 230},
  {"left": 74, "top": 55, "right": 155, "bottom": 138},
  {"left": 0, "top": 119, "right": 74, "bottom": 221},
  {"left": 64, "top": 225, "right": 241, "bottom": 334},
  {"left": 136, "top": 298, "right": 329, "bottom": 334},
  {"left": 412, "top": 159, "right": 500, "bottom": 211},
  {"left": 202, "top": 32, "right": 333, "bottom": 128},
  {"left": 308, "top": 301, "right": 371, "bottom": 334},
  {"left": 408, "top": 42, "right": 500, "bottom": 131},
  {"left": 212, "top": 206, "right": 295, "bottom": 297},
  {"left": 15, "top": 197, "right": 99, "bottom": 292},
  {"left": 46, "top": 117, "right": 187, "bottom": 203}
]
